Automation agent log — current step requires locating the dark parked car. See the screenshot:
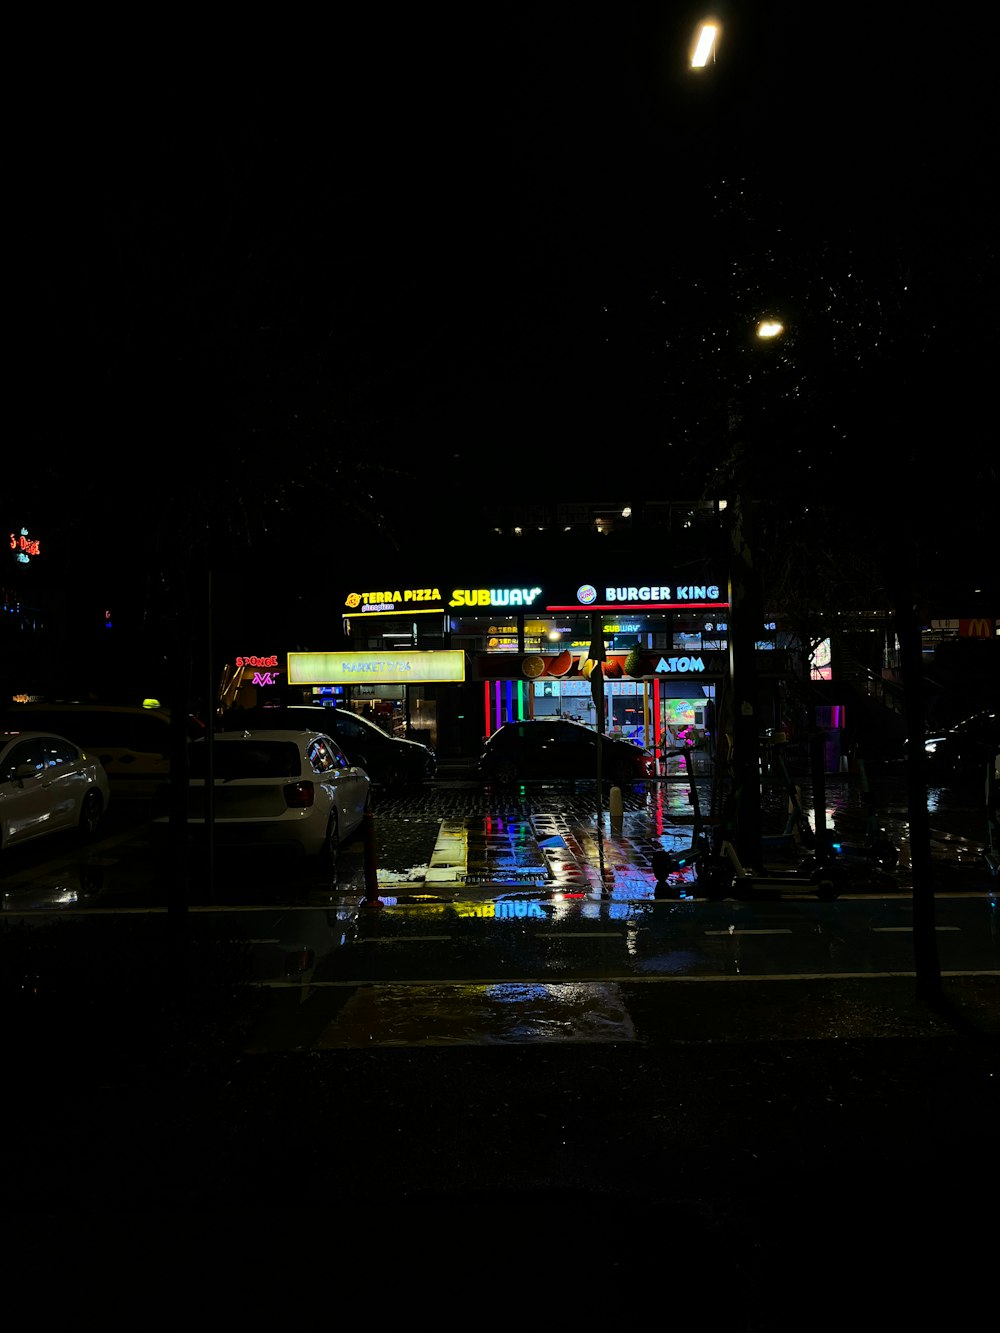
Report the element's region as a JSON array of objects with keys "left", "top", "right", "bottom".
[
  {"left": 219, "top": 705, "right": 436, "bottom": 787},
  {"left": 477, "top": 718, "right": 655, "bottom": 785},
  {"left": 0, "top": 702, "right": 204, "bottom": 800},
  {"left": 917, "top": 710, "right": 1000, "bottom": 782}
]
